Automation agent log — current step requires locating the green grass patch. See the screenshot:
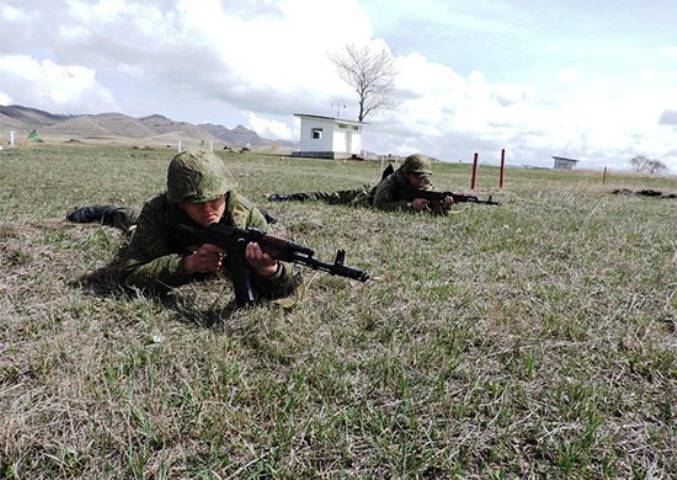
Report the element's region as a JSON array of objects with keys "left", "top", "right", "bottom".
[{"left": 0, "top": 145, "right": 674, "bottom": 478}]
